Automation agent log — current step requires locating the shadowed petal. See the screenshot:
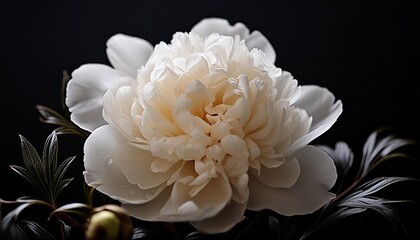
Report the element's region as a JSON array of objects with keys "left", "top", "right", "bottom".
[
  {"left": 122, "top": 186, "right": 172, "bottom": 221},
  {"left": 248, "top": 145, "right": 337, "bottom": 215},
  {"left": 287, "top": 86, "right": 343, "bottom": 153},
  {"left": 84, "top": 125, "right": 165, "bottom": 204},
  {"left": 252, "top": 157, "right": 300, "bottom": 188},
  {"left": 191, "top": 200, "right": 247, "bottom": 234},
  {"left": 66, "top": 64, "right": 125, "bottom": 132},
  {"left": 106, "top": 33, "right": 154, "bottom": 78},
  {"left": 160, "top": 176, "right": 232, "bottom": 222}
]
